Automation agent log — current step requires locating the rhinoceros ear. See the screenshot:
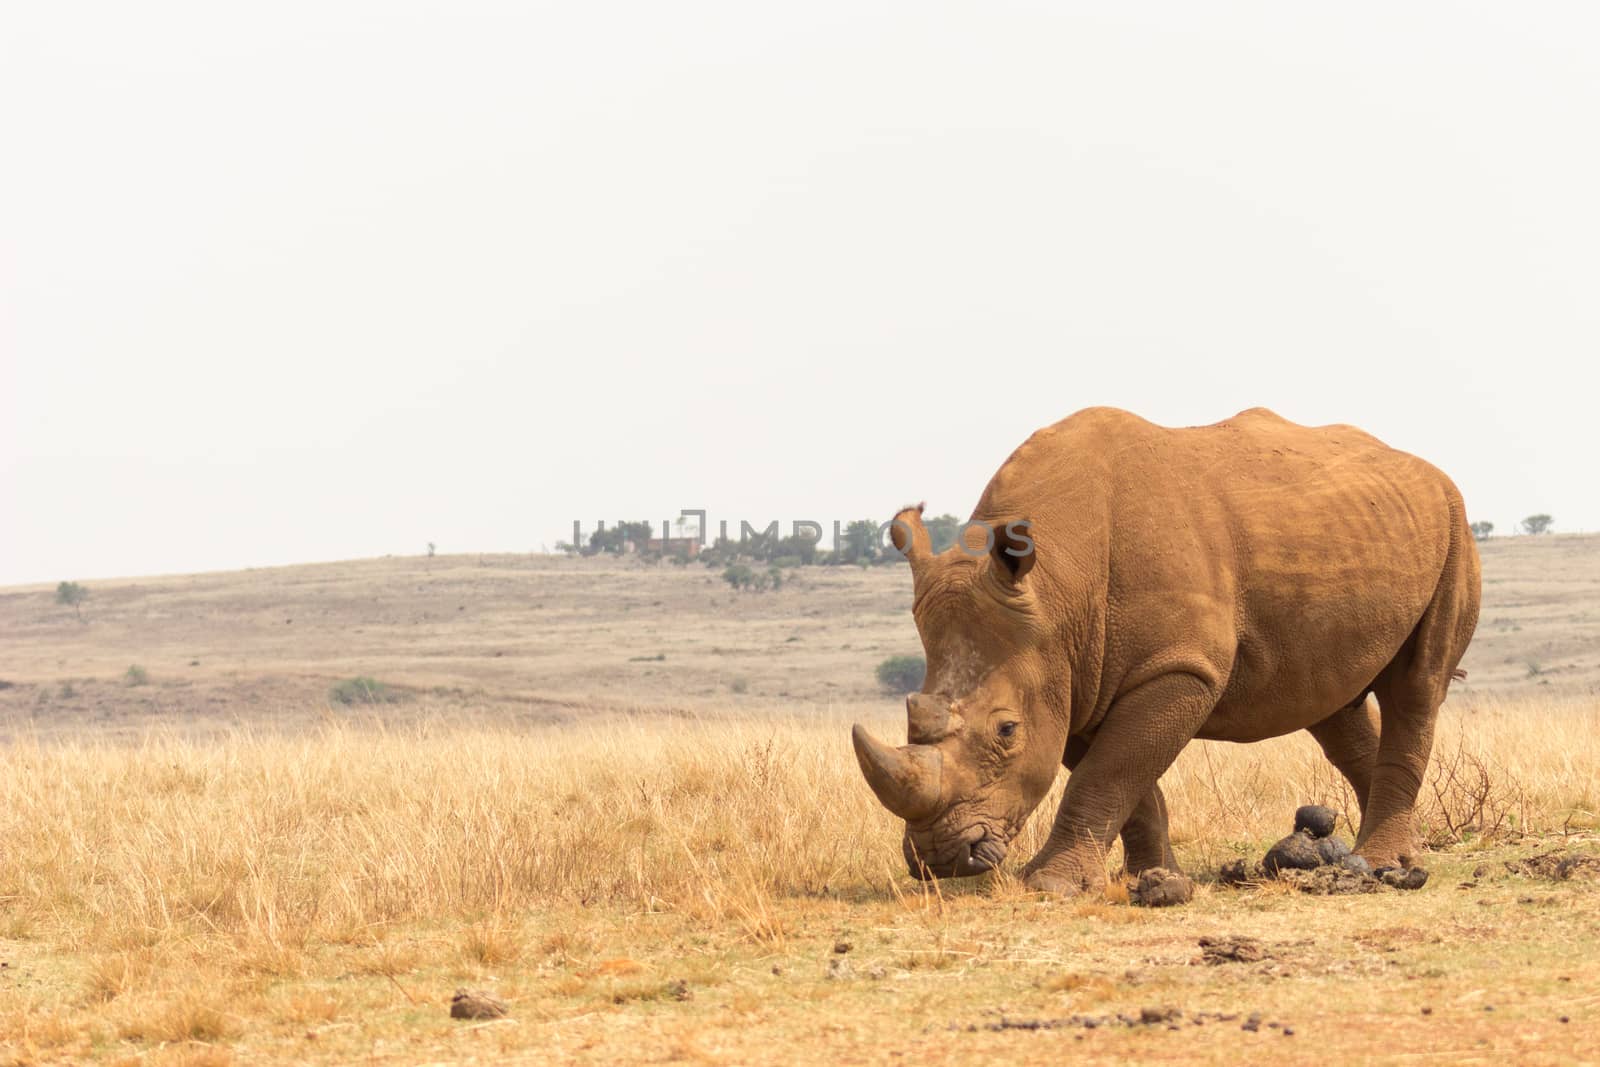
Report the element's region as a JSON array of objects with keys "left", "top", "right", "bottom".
[
  {"left": 991, "top": 519, "right": 1036, "bottom": 584},
  {"left": 888, "top": 503, "right": 932, "bottom": 566}
]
